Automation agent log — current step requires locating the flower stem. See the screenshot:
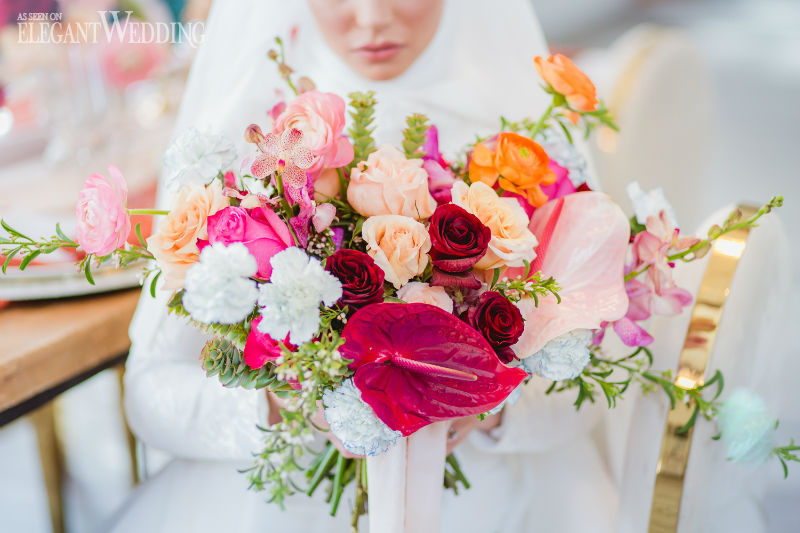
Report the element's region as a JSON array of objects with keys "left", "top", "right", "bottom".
[
  {"left": 337, "top": 167, "right": 348, "bottom": 199},
  {"left": 528, "top": 100, "right": 556, "bottom": 139},
  {"left": 127, "top": 209, "right": 169, "bottom": 216}
]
